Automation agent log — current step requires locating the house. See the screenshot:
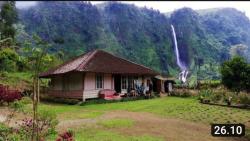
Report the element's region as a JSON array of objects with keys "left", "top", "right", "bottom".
[
  {"left": 39, "top": 50, "right": 159, "bottom": 101},
  {"left": 153, "top": 75, "right": 175, "bottom": 94}
]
